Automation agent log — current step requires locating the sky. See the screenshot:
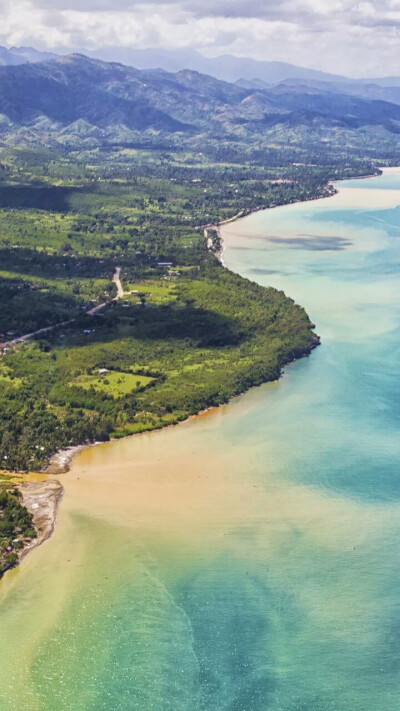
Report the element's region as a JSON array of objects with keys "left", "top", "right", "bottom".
[{"left": 1, "top": 0, "right": 400, "bottom": 77}]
